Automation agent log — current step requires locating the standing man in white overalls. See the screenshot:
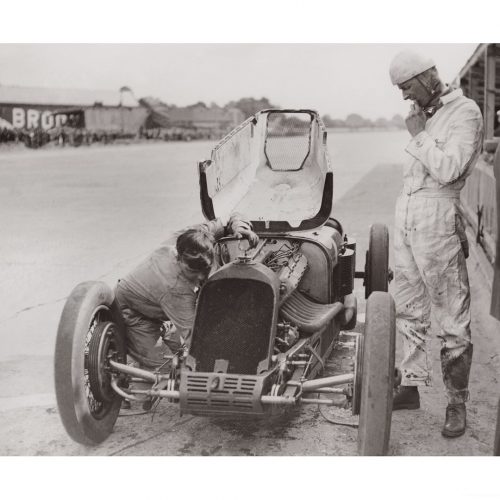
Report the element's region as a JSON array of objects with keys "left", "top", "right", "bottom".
[{"left": 389, "top": 50, "right": 483, "bottom": 437}]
